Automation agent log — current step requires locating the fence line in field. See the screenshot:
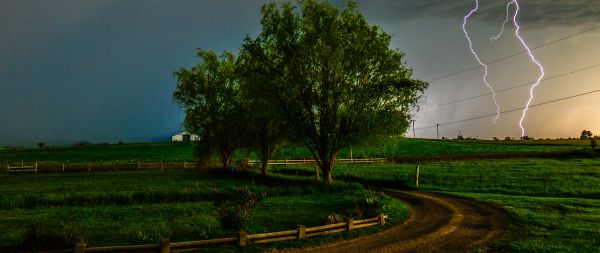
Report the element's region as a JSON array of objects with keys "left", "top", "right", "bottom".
[
  {"left": 1, "top": 158, "right": 387, "bottom": 174},
  {"left": 38, "top": 214, "right": 386, "bottom": 253}
]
